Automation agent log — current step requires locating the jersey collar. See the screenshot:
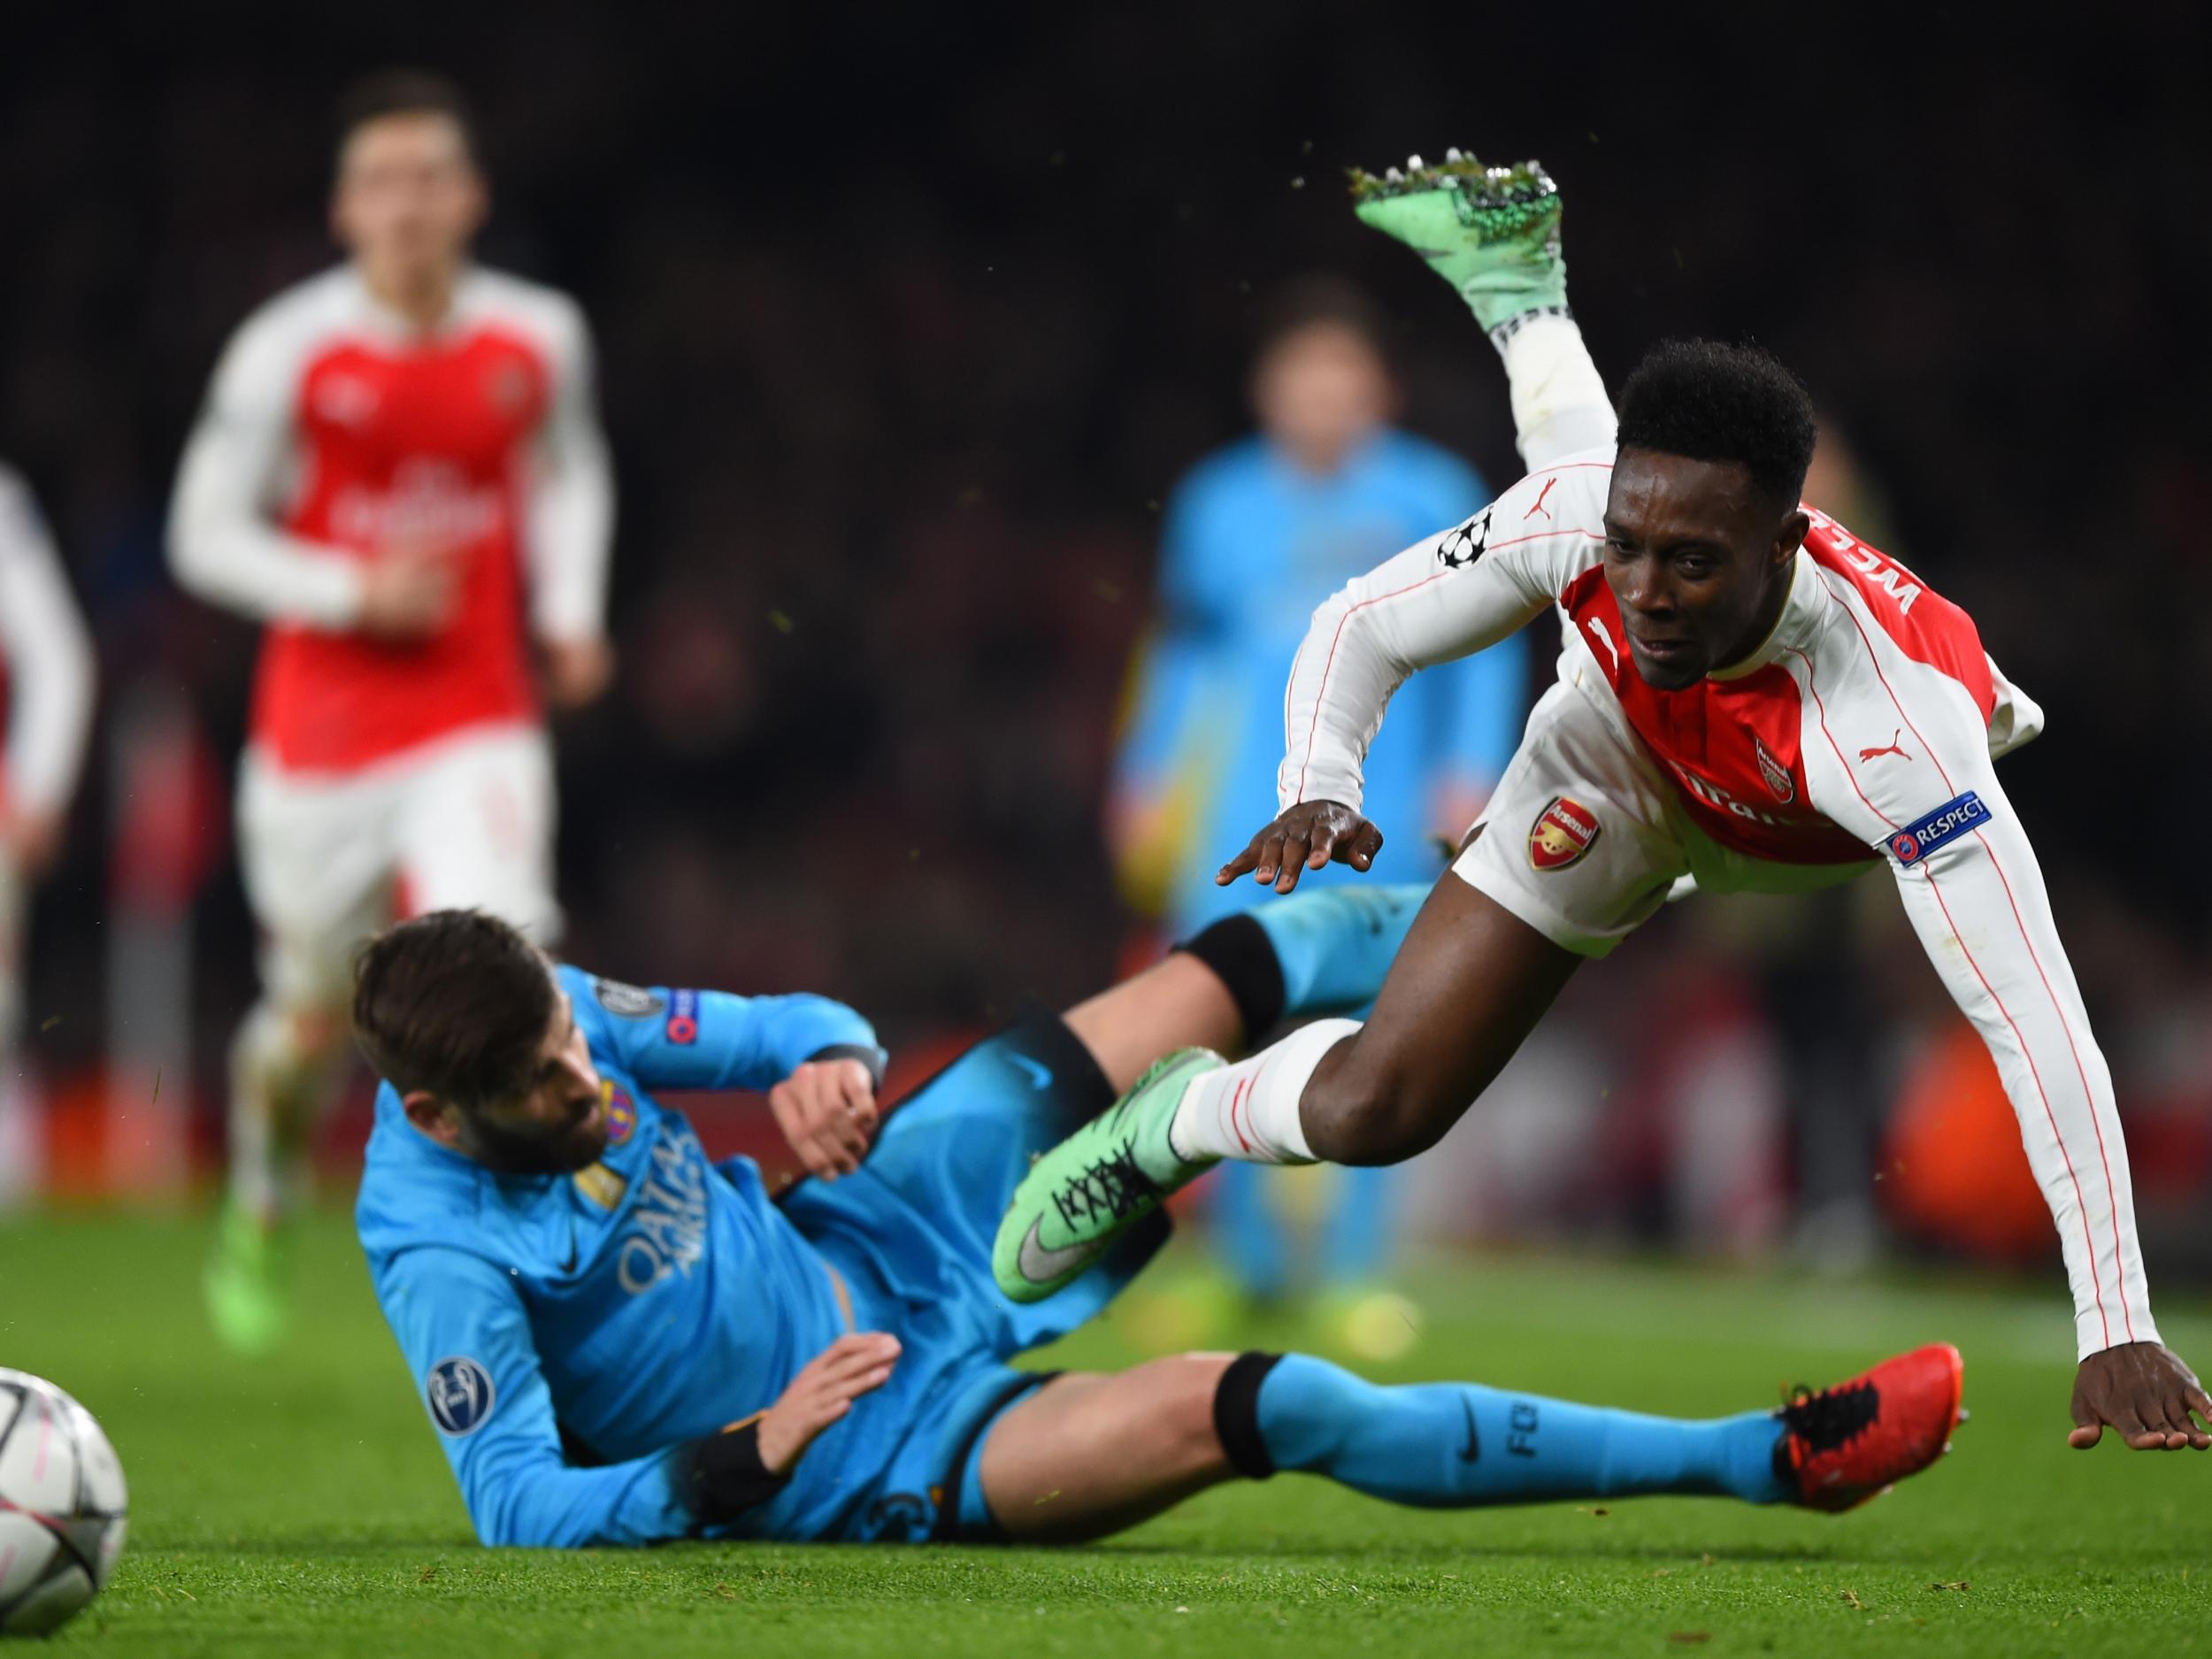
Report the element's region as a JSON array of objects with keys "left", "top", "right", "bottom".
[{"left": 1708, "top": 550, "right": 1822, "bottom": 683}]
